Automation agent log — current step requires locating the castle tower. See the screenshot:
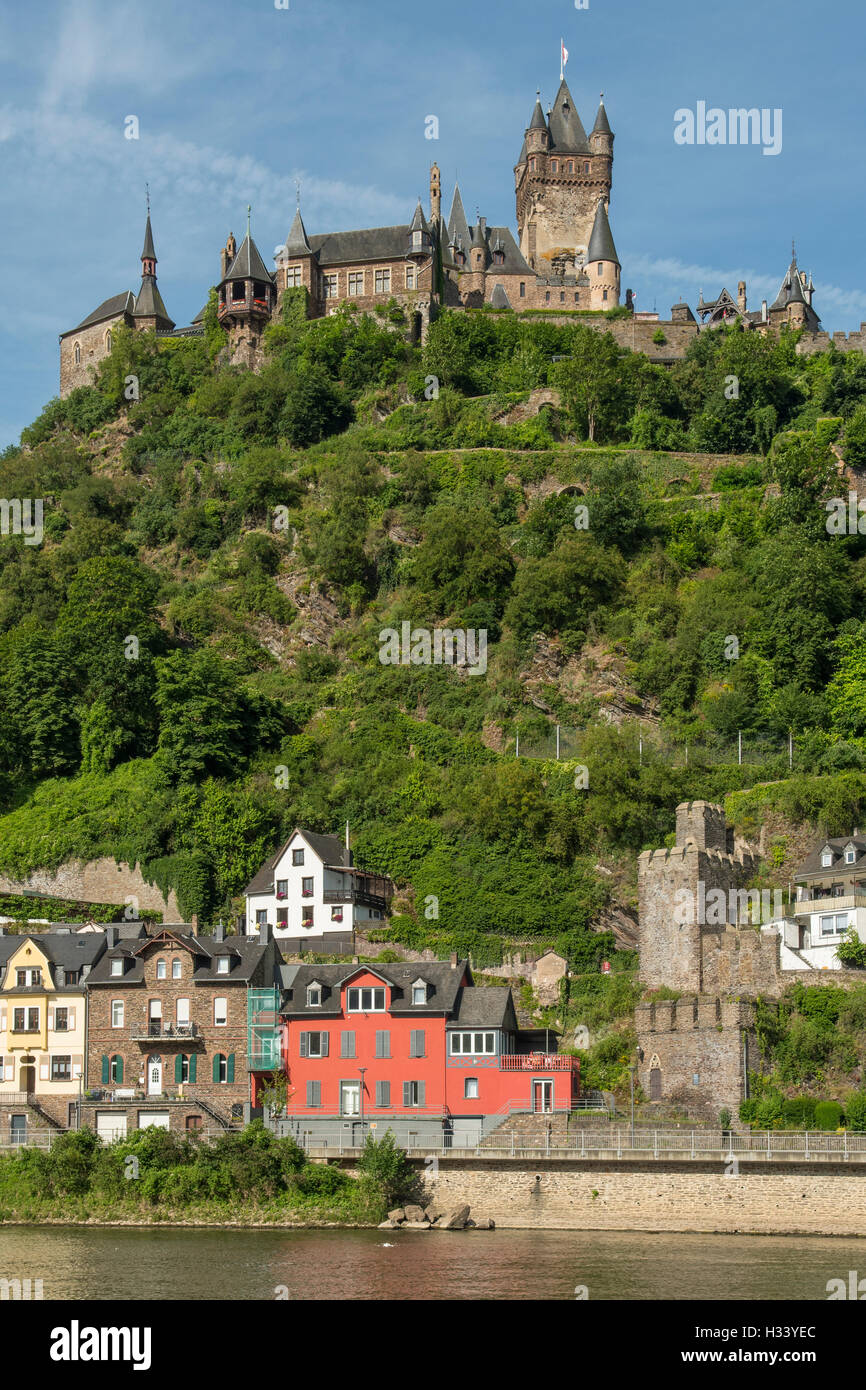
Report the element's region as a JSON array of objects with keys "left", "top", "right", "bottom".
[
  {"left": 737, "top": 280, "right": 747, "bottom": 313},
  {"left": 216, "top": 209, "right": 276, "bottom": 369},
  {"left": 132, "top": 212, "right": 175, "bottom": 333},
  {"left": 515, "top": 79, "right": 612, "bottom": 274},
  {"left": 429, "top": 164, "right": 441, "bottom": 225},
  {"left": 585, "top": 199, "right": 620, "bottom": 308}
]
